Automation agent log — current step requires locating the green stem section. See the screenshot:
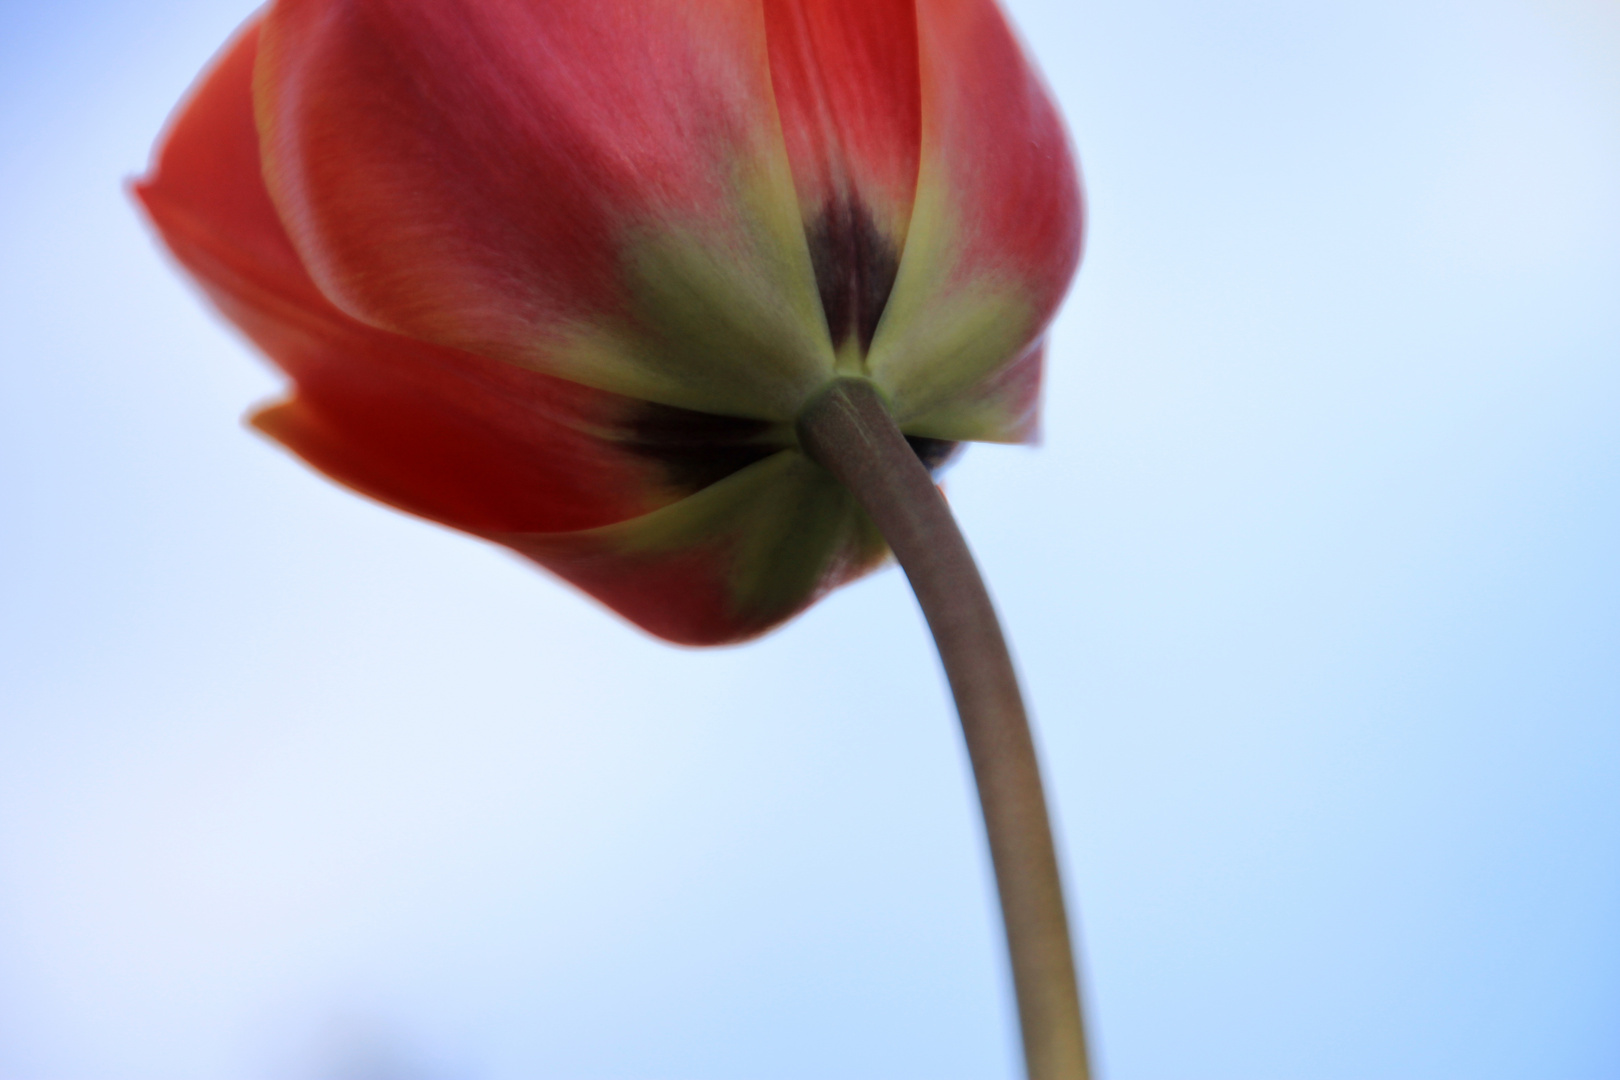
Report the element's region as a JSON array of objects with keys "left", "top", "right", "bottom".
[{"left": 796, "top": 378, "right": 1091, "bottom": 1080}]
